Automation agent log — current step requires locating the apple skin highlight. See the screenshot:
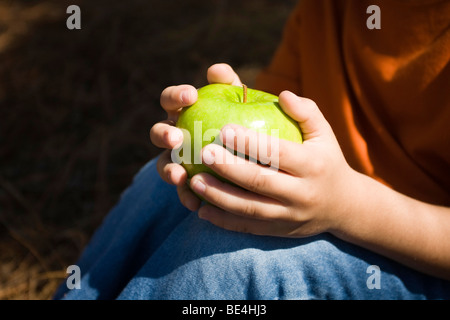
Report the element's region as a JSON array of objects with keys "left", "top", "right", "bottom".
[{"left": 175, "top": 84, "right": 303, "bottom": 179}]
